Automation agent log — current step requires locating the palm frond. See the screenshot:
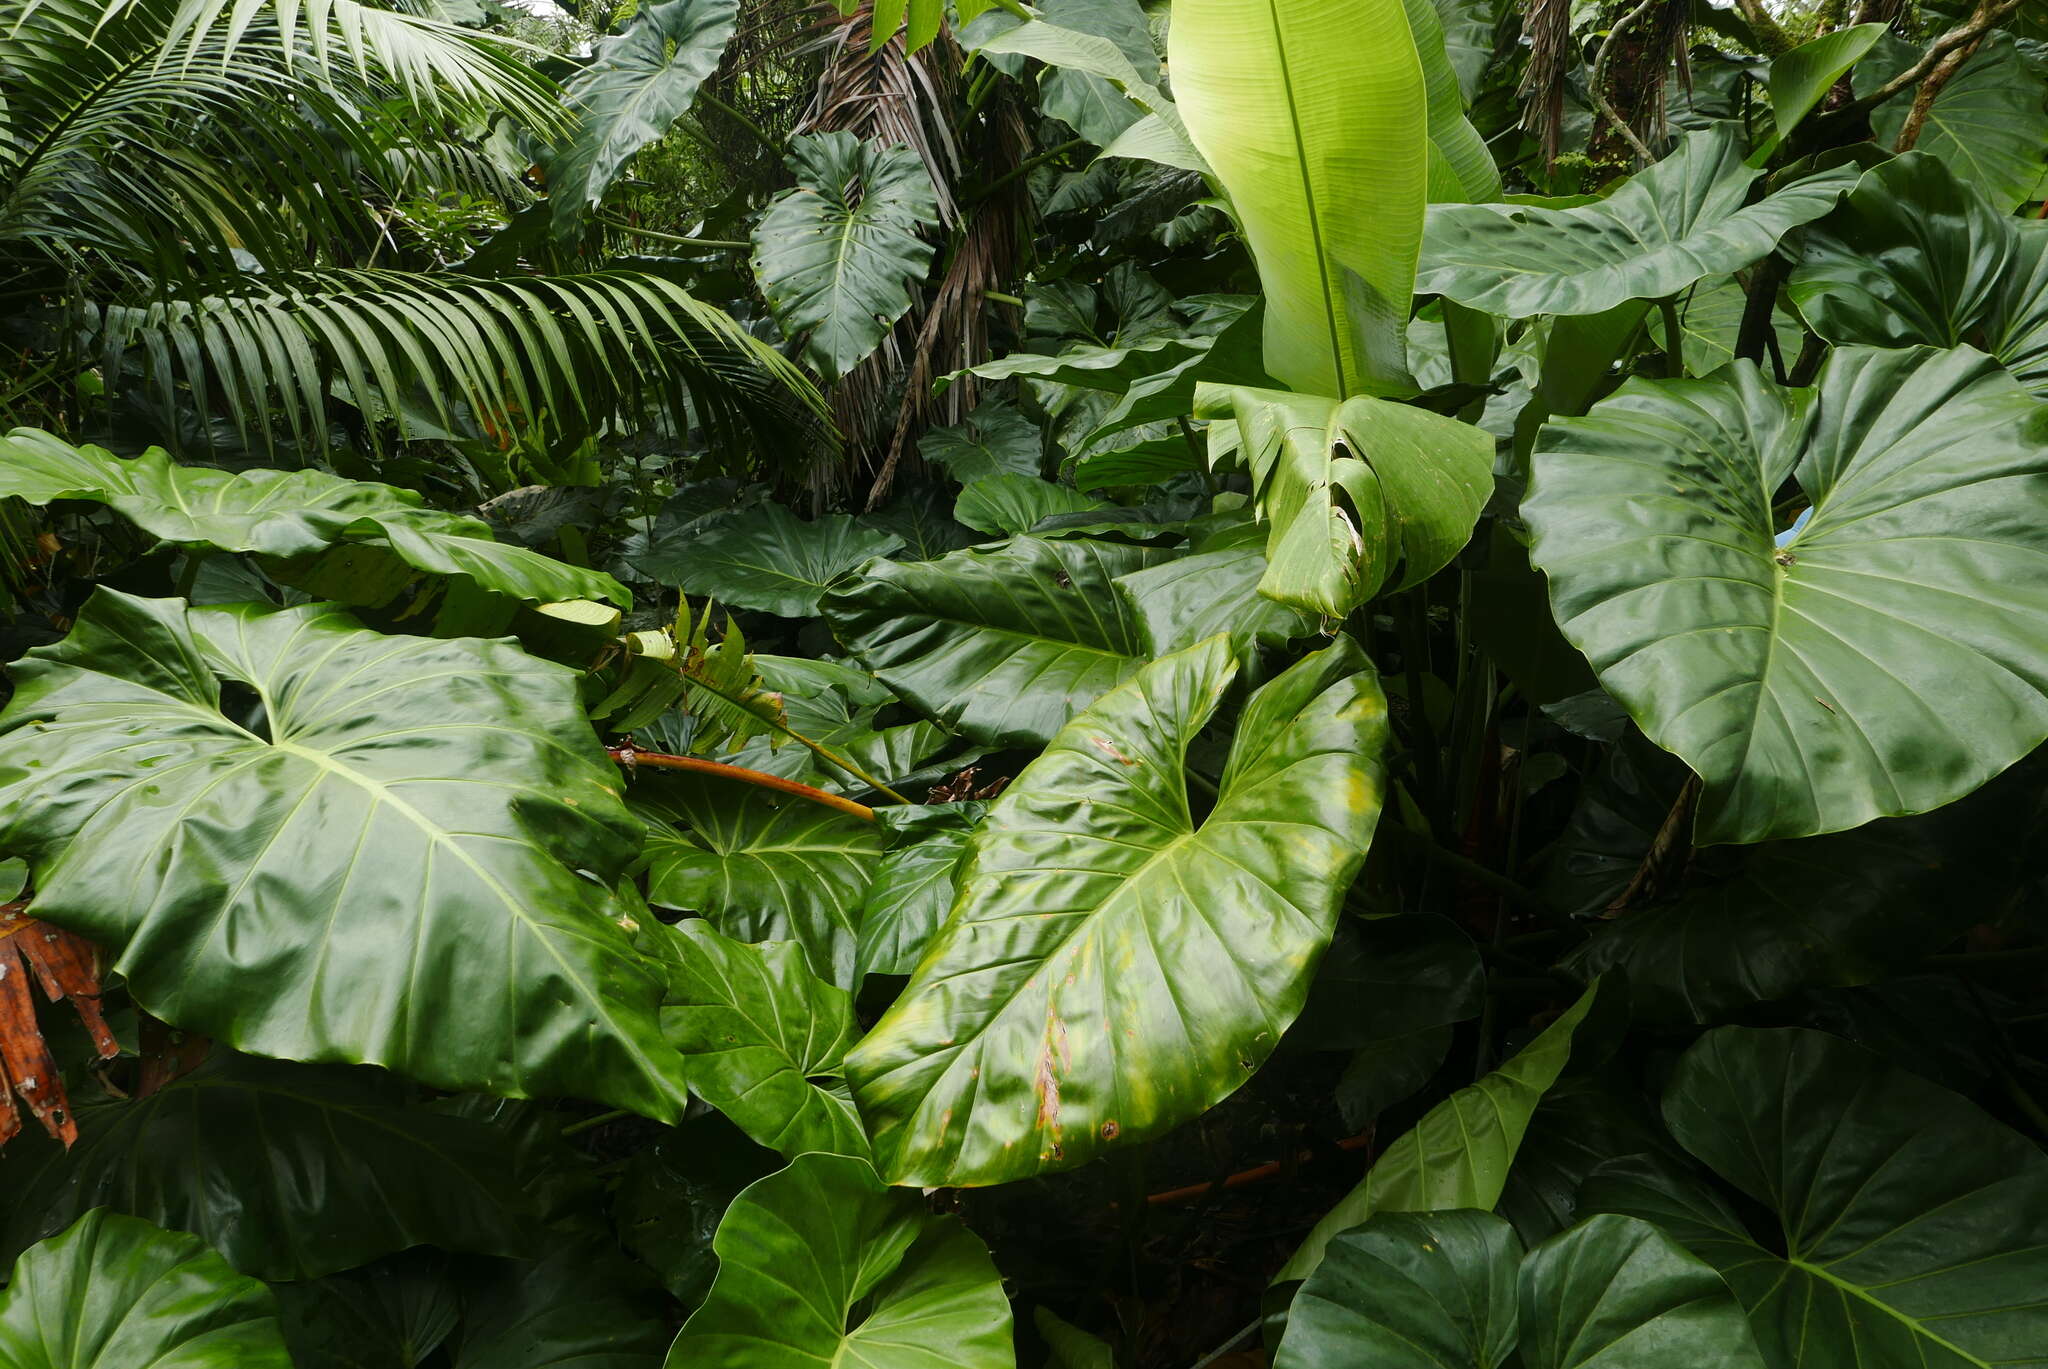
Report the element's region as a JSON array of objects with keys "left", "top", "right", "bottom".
[{"left": 101, "top": 268, "right": 832, "bottom": 467}]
